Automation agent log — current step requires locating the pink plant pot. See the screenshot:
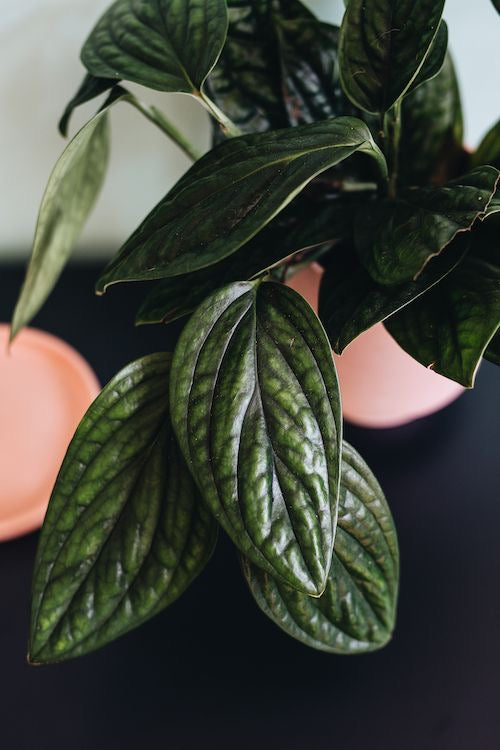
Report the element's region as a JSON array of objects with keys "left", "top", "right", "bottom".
[{"left": 286, "top": 264, "right": 464, "bottom": 429}]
